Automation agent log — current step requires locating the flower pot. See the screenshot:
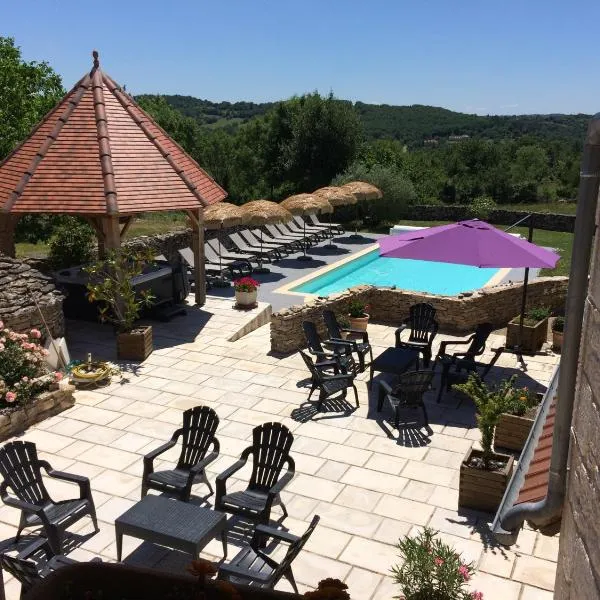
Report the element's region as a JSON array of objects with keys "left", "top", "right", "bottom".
[
  {"left": 117, "top": 326, "right": 153, "bottom": 361},
  {"left": 458, "top": 447, "right": 514, "bottom": 512},
  {"left": 235, "top": 289, "right": 257, "bottom": 307},
  {"left": 348, "top": 313, "right": 369, "bottom": 331},
  {"left": 506, "top": 317, "right": 548, "bottom": 353},
  {"left": 494, "top": 413, "right": 535, "bottom": 452},
  {"left": 552, "top": 331, "right": 563, "bottom": 352}
]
